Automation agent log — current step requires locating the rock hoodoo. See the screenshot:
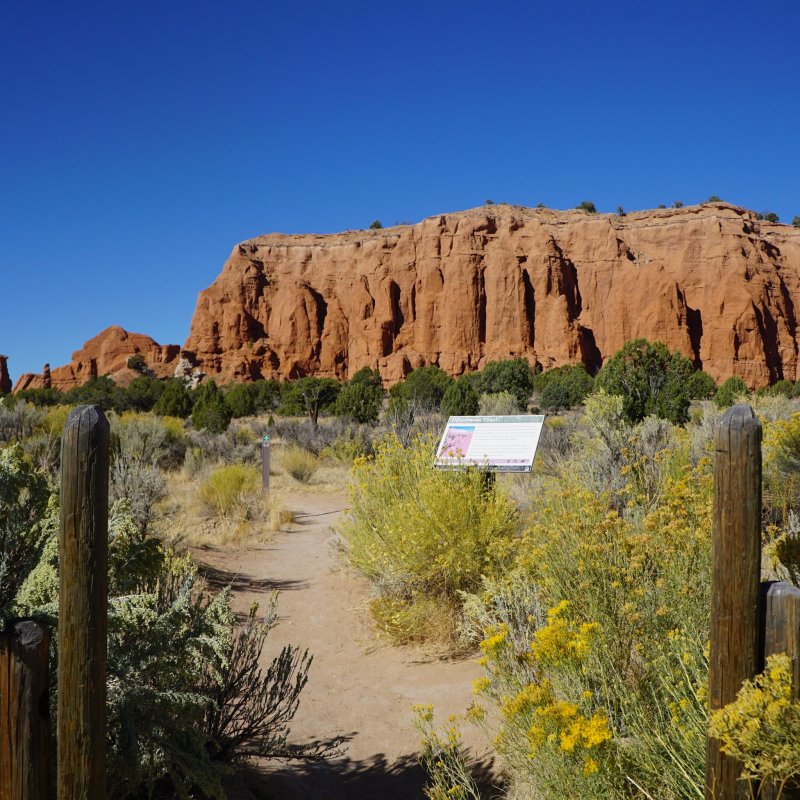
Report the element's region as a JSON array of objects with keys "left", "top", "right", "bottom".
[
  {"left": 13, "top": 203, "right": 800, "bottom": 392},
  {"left": 0, "top": 356, "right": 11, "bottom": 395}
]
